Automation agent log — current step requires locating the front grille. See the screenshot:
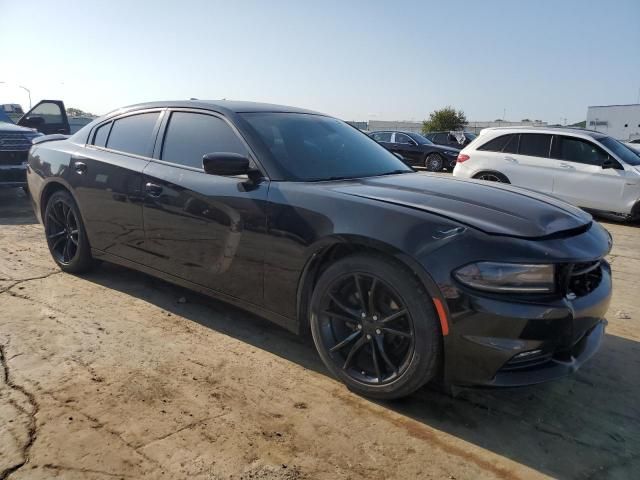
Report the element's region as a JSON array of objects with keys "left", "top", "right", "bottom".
[
  {"left": 0, "top": 150, "right": 28, "bottom": 166},
  {"left": 0, "top": 133, "right": 33, "bottom": 152},
  {"left": 559, "top": 260, "right": 602, "bottom": 298}
]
